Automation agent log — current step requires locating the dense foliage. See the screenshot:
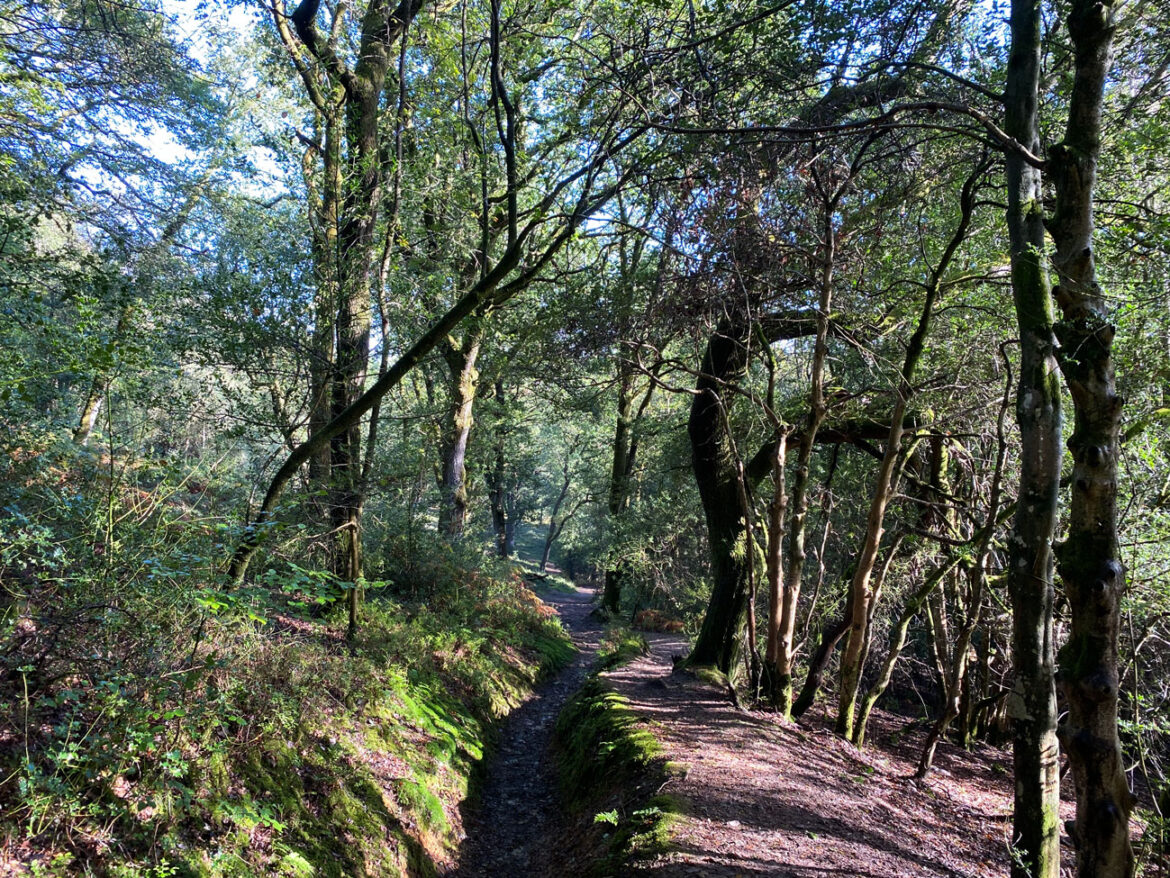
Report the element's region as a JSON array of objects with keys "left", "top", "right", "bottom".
[{"left": 1, "top": 0, "right": 1168, "bottom": 874}]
